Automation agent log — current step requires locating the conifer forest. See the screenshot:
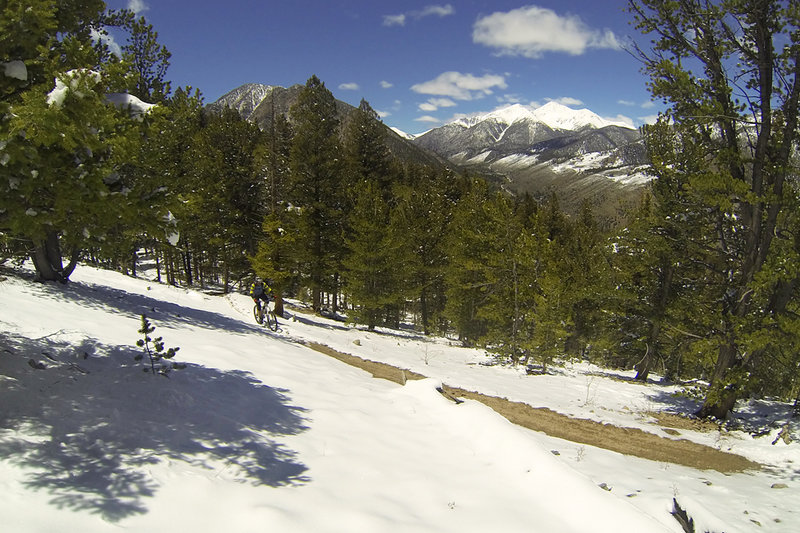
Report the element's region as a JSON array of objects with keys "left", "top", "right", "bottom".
[{"left": 3, "top": 0, "right": 800, "bottom": 421}]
